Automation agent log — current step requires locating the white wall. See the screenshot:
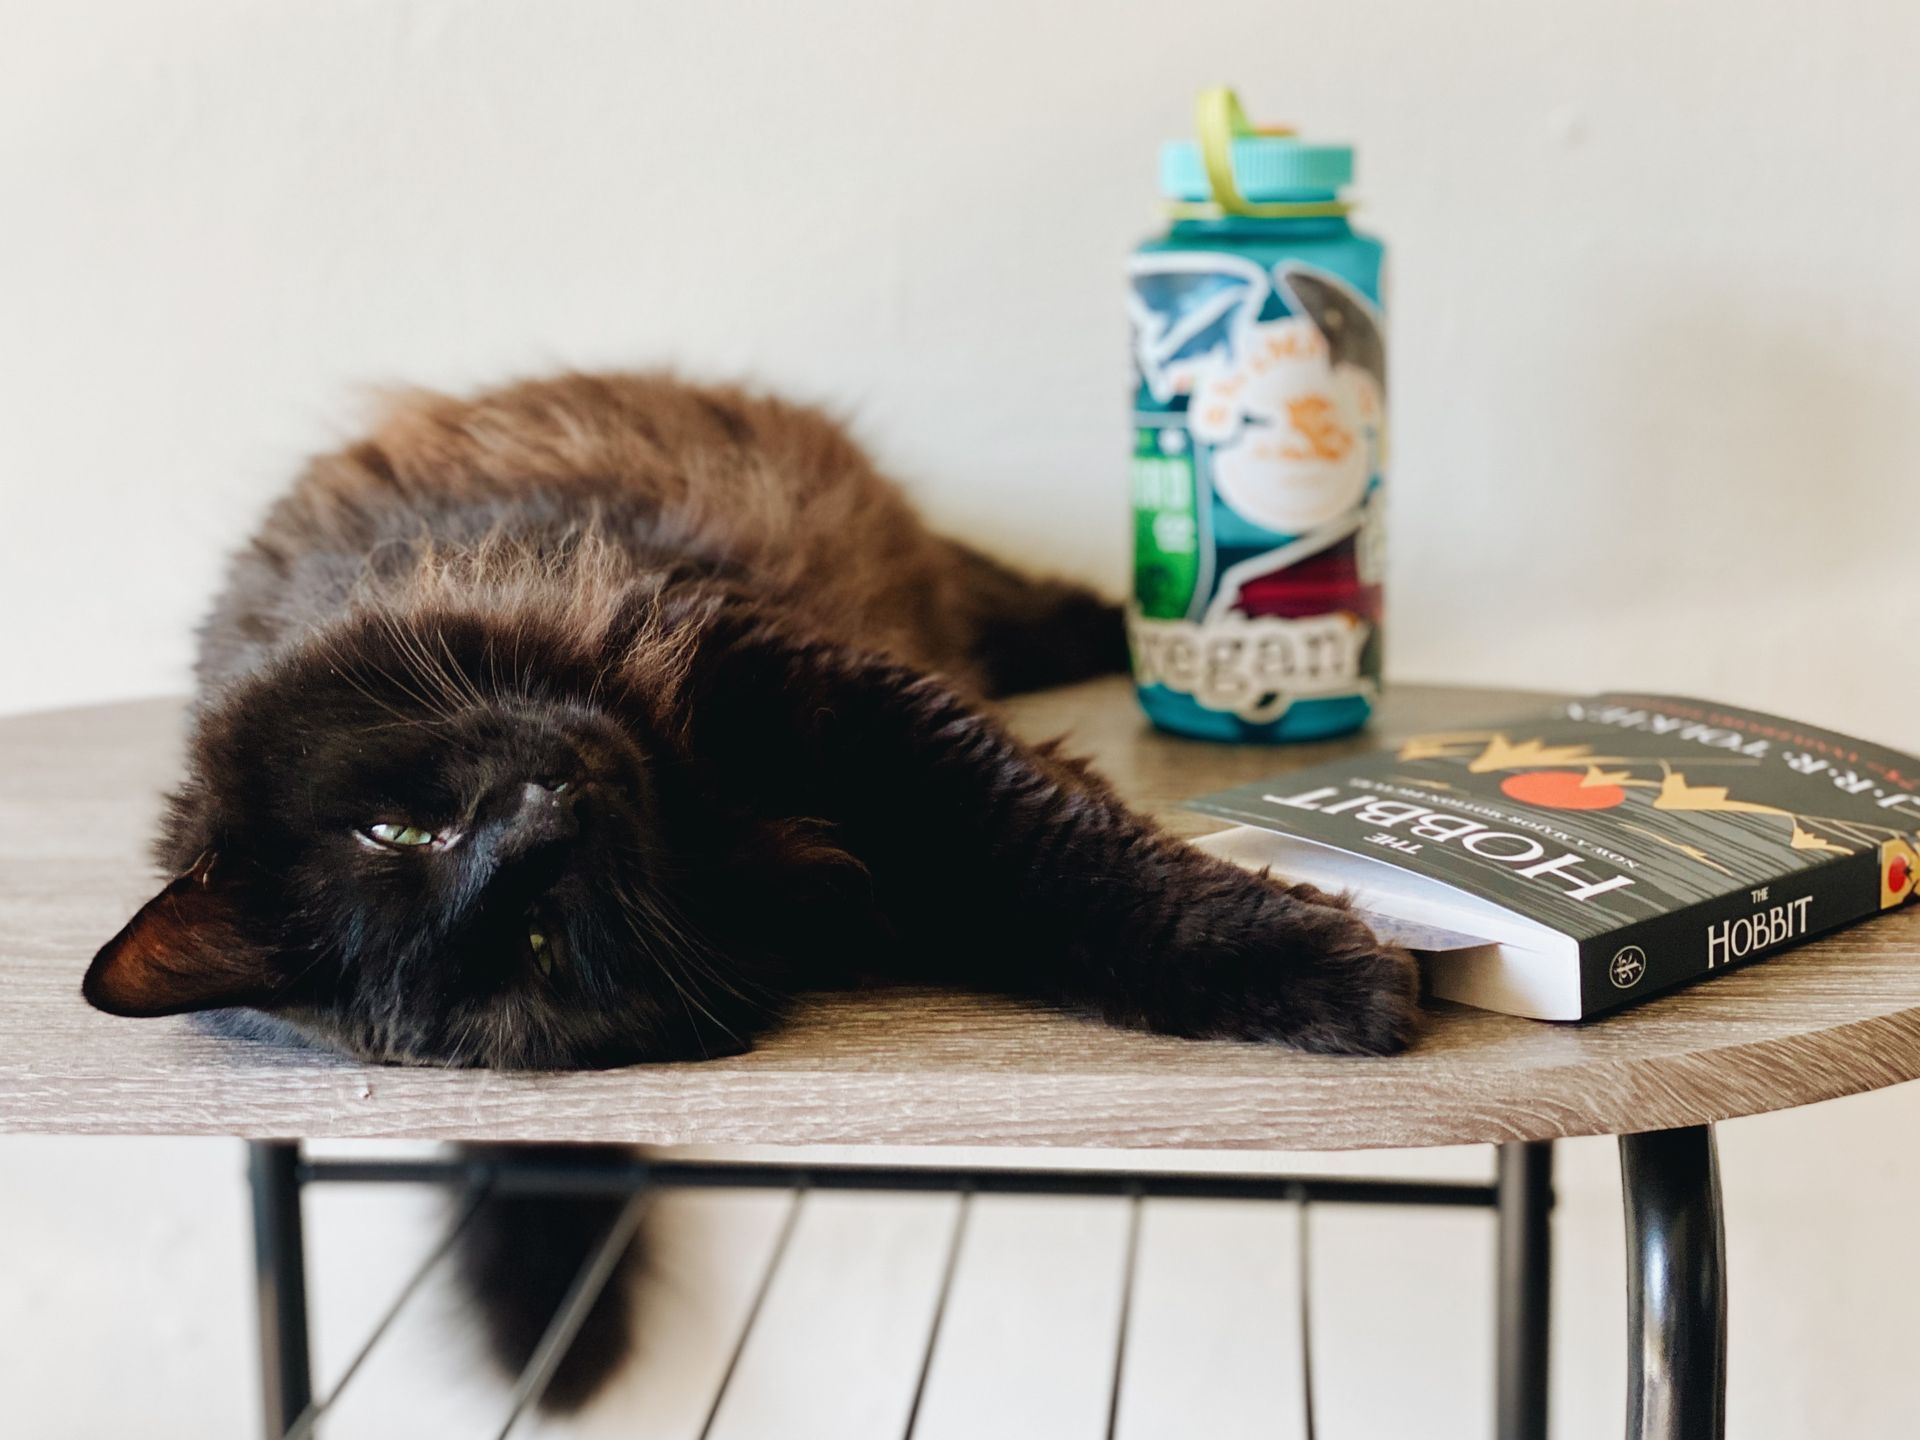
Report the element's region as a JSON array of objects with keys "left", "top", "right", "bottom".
[
  {"left": 3, "top": 0, "right": 1917, "bottom": 738},
  {"left": 6, "top": 4, "right": 1920, "bottom": 1438}
]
